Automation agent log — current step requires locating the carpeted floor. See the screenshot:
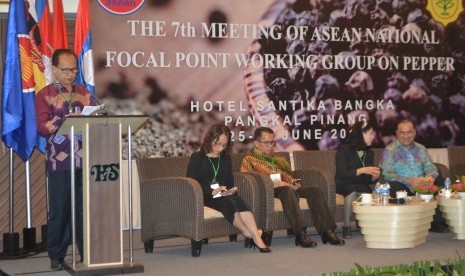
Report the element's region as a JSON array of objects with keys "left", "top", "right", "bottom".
[{"left": 1, "top": 227, "right": 464, "bottom": 276}]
